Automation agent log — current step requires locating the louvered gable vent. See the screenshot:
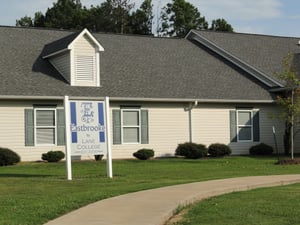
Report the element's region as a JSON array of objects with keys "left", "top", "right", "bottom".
[{"left": 75, "top": 55, "right": 95, "bottom": 82}]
